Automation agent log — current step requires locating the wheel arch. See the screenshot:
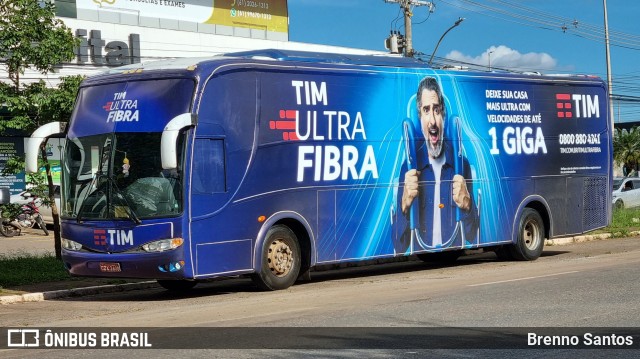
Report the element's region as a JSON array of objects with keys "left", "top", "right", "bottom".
[
  {"left": 511, "top": 195, "right": 551, "bottom": 243},
  {"left": 253, "top": 211, "right": 315, "bottom": 274}
]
